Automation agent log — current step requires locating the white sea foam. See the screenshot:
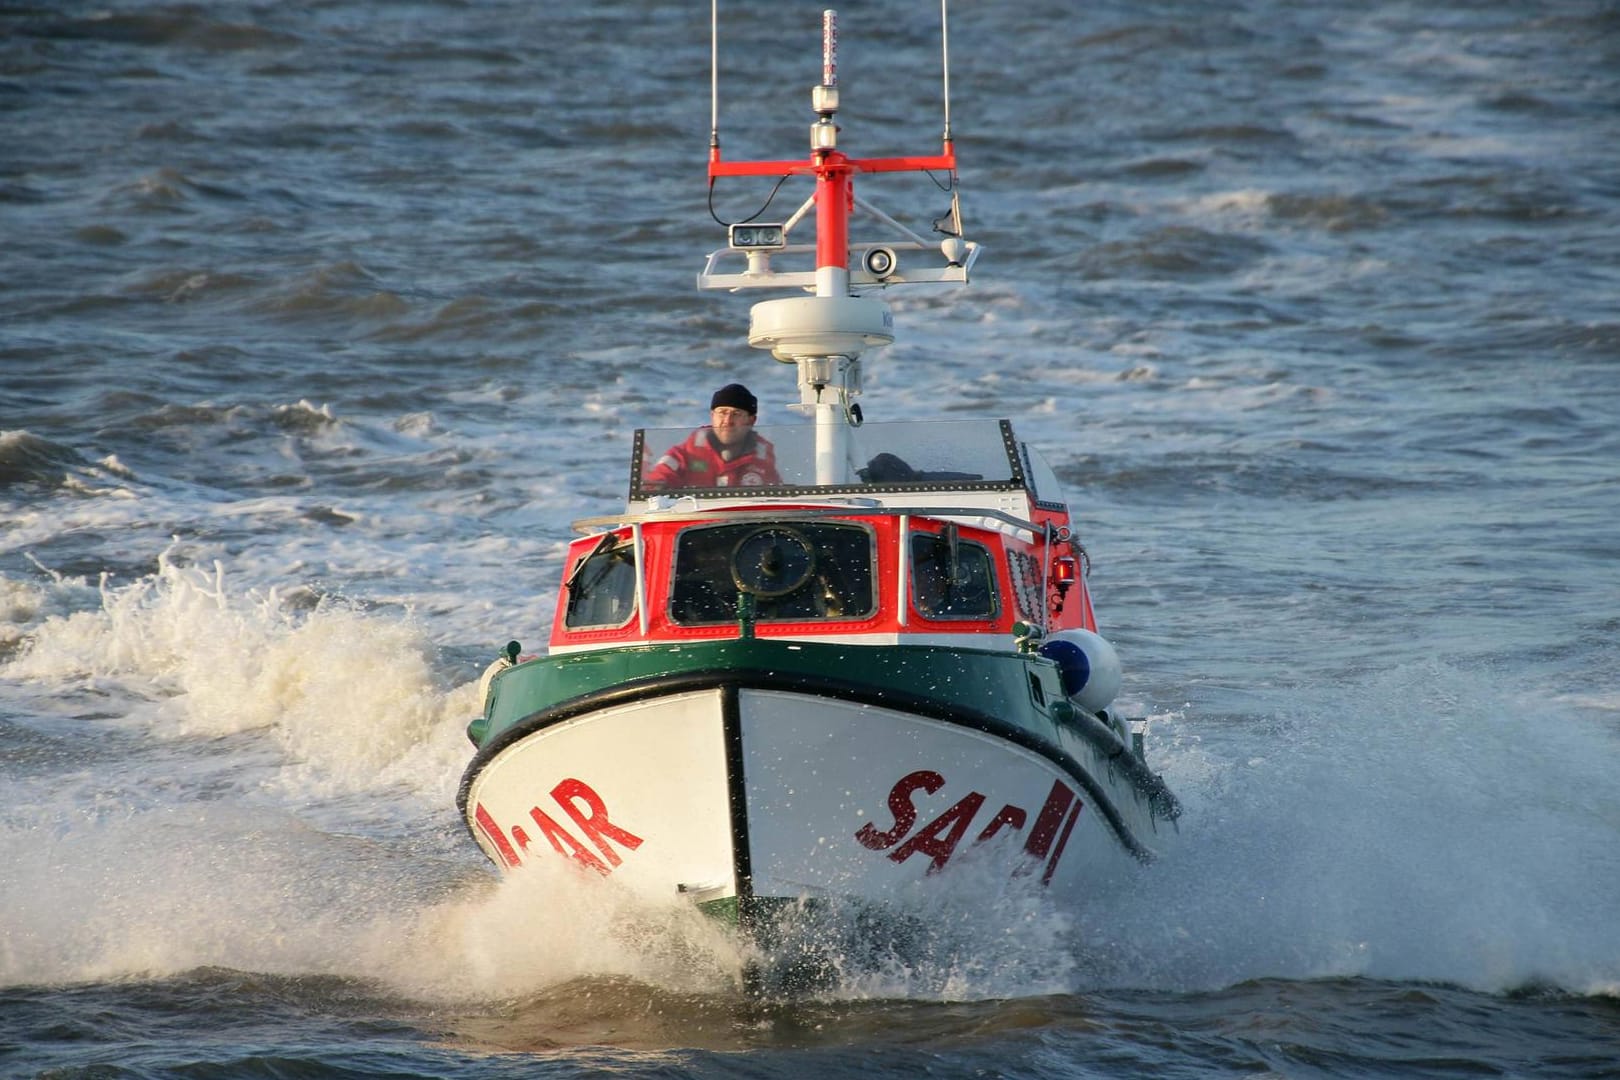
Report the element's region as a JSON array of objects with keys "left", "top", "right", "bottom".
[
  {"left": 1088, "top": 659, "right": 1620, "bottom": 997},
  {"left": 0, "top": 554, "right": 493, "bottom": 987},
  {"left": 367, "top": 861, "right": 745, "bottom": 1002},
  {"left": 1, "top": 550, "right": 477, "bottom": 794}
]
